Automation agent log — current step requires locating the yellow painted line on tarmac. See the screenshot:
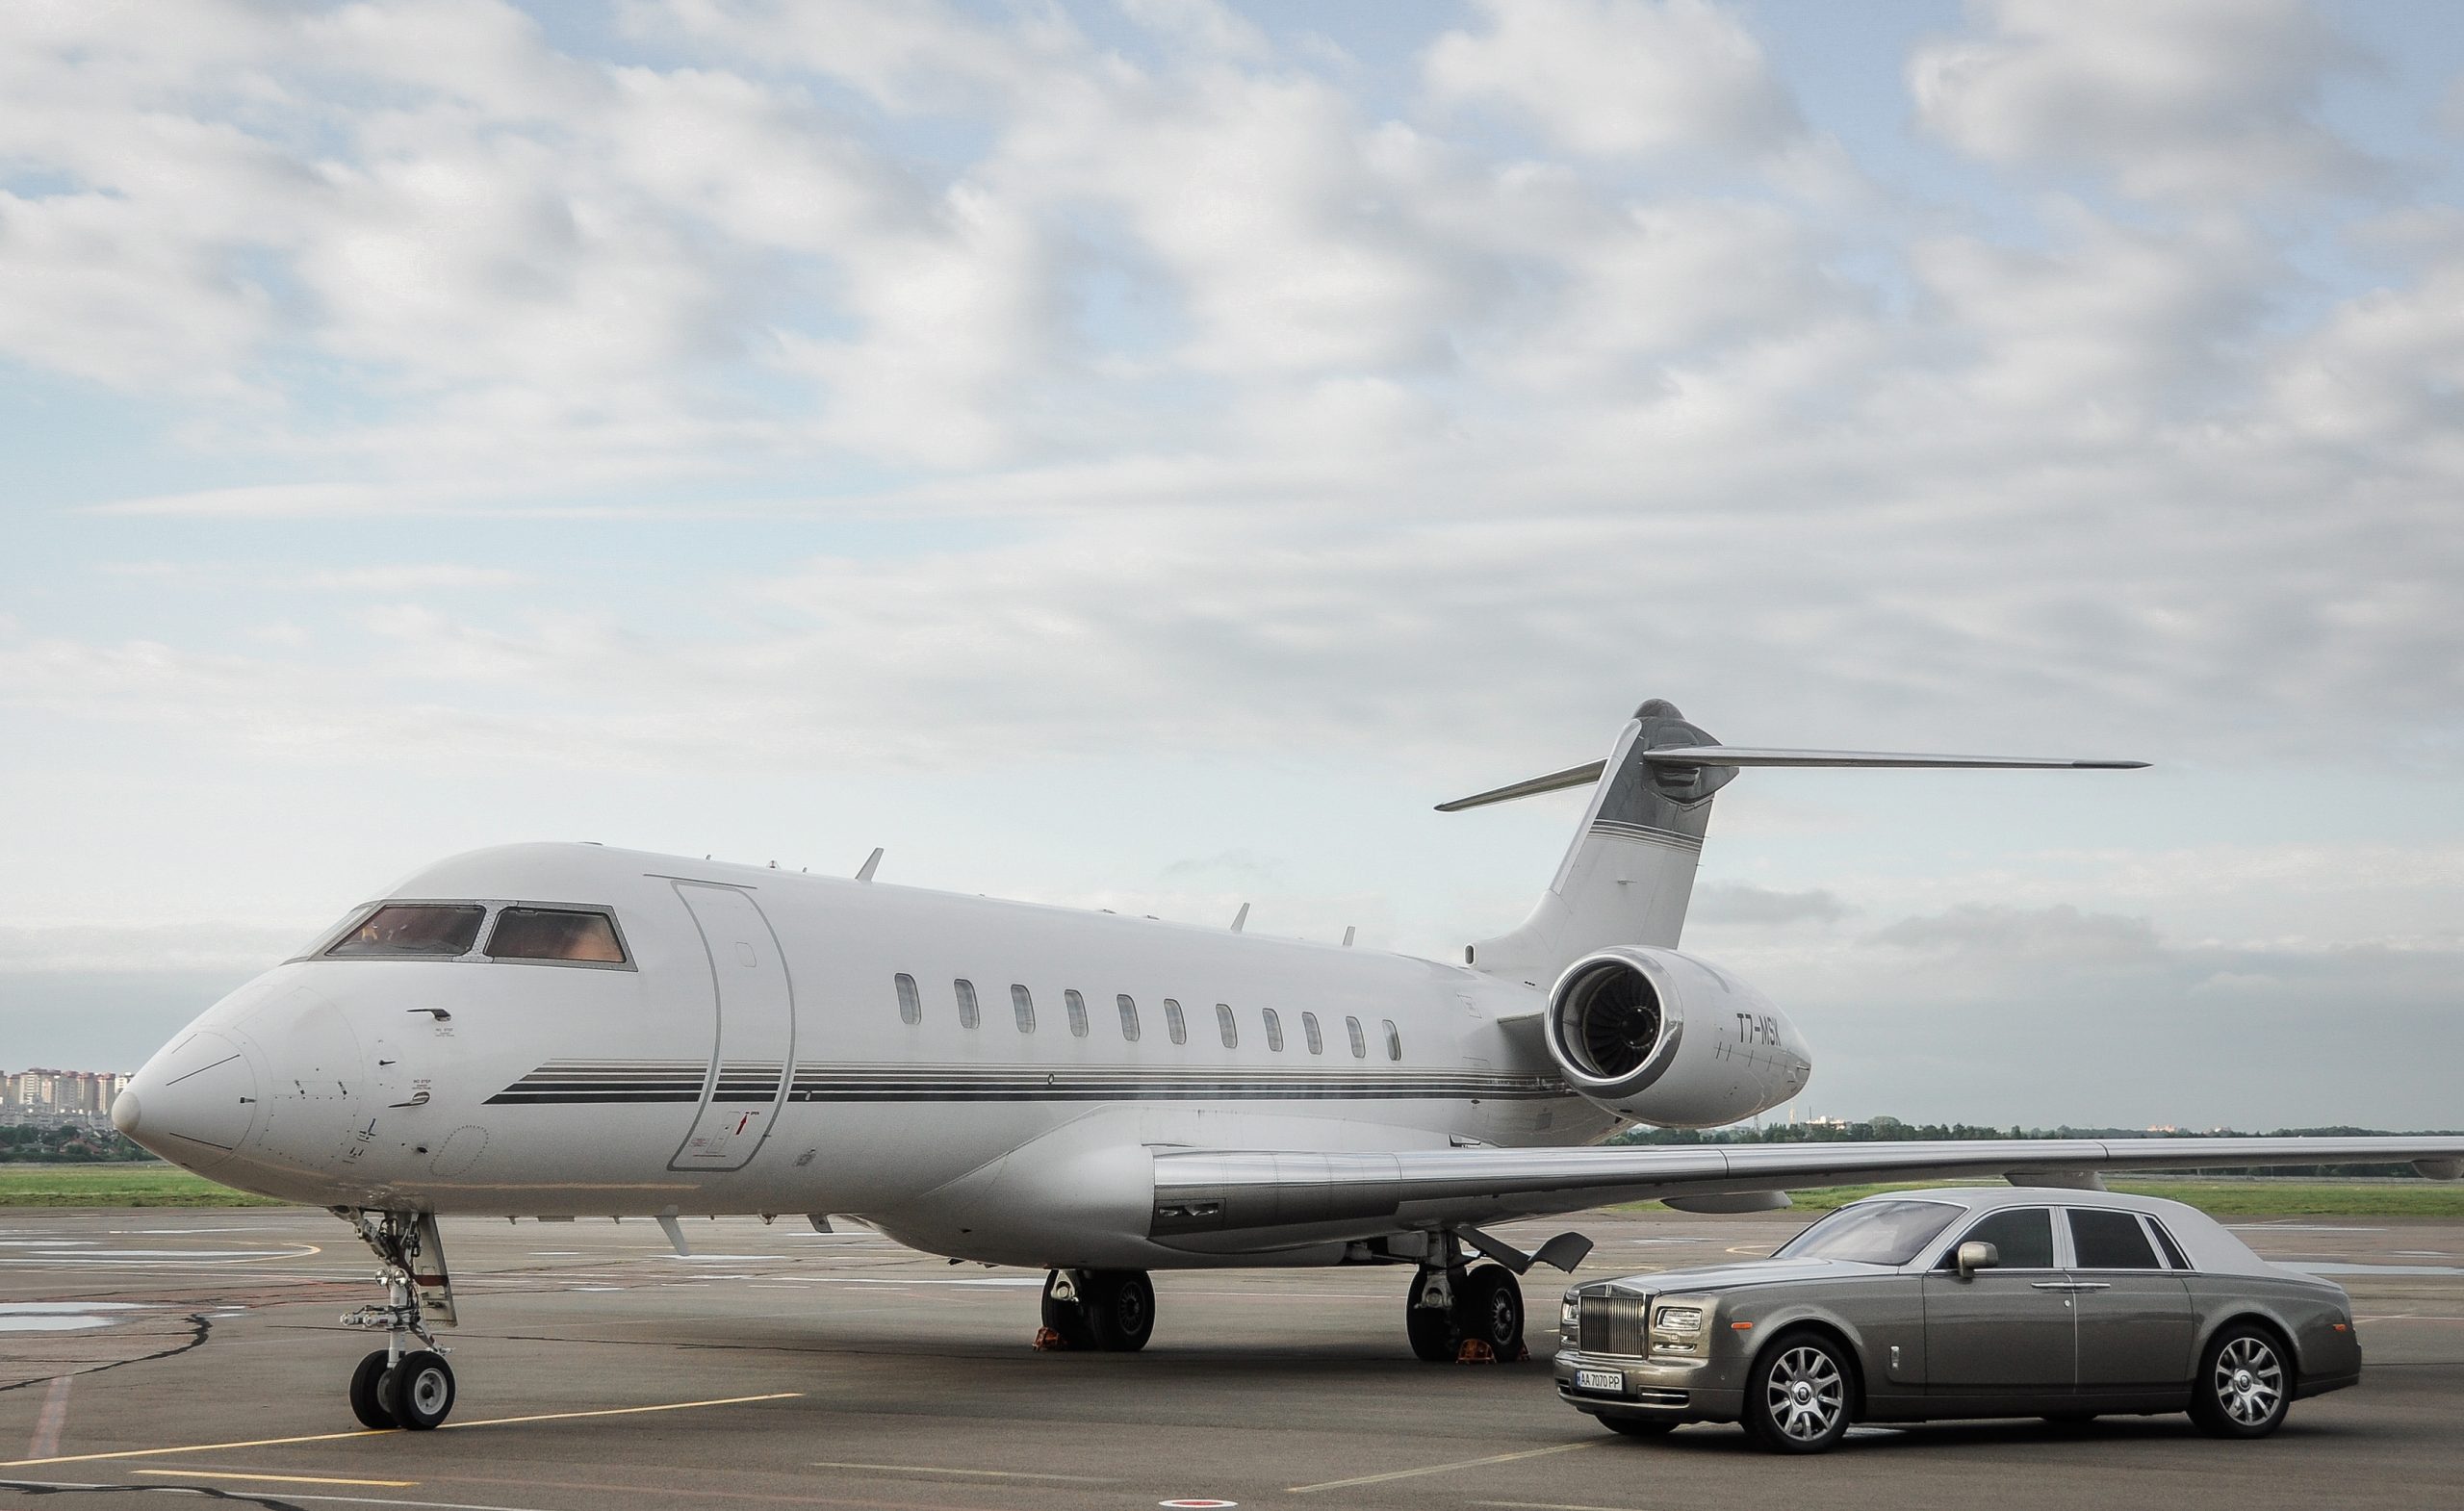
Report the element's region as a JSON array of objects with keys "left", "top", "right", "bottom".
[
  {"left": 0, "top": 1391, "right": 805, "bottom": 1468},
  {"left": 1287, "top": 1440, "right": 1600, "bottom": 1492},
  {"left": 136, "top": 1469, "right": 419, "bottom": 1487}
]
